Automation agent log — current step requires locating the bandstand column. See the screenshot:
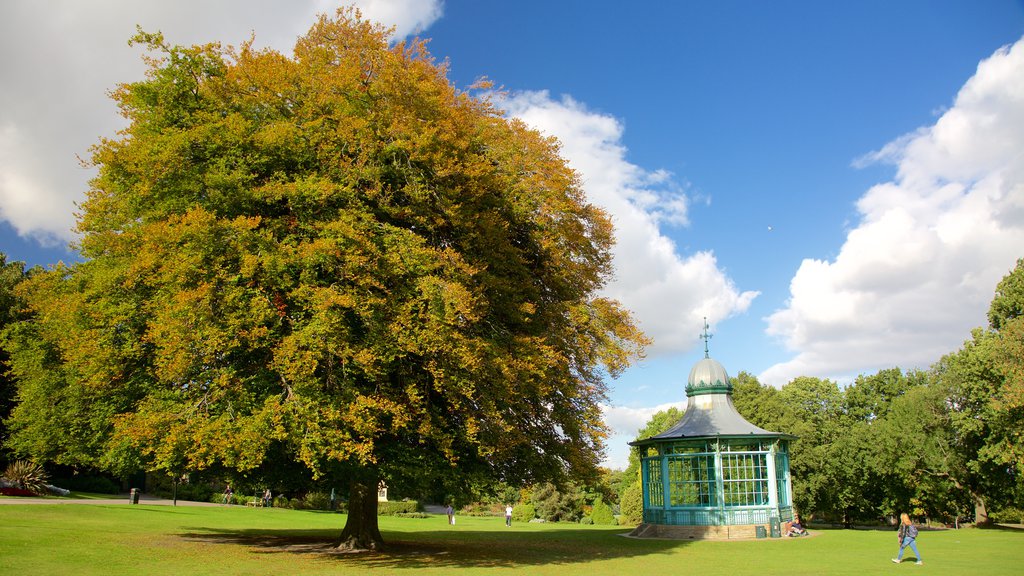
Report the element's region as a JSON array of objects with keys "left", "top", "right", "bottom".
[{"left": 767, "top": 443, "right": 779, "bottom": 510}]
